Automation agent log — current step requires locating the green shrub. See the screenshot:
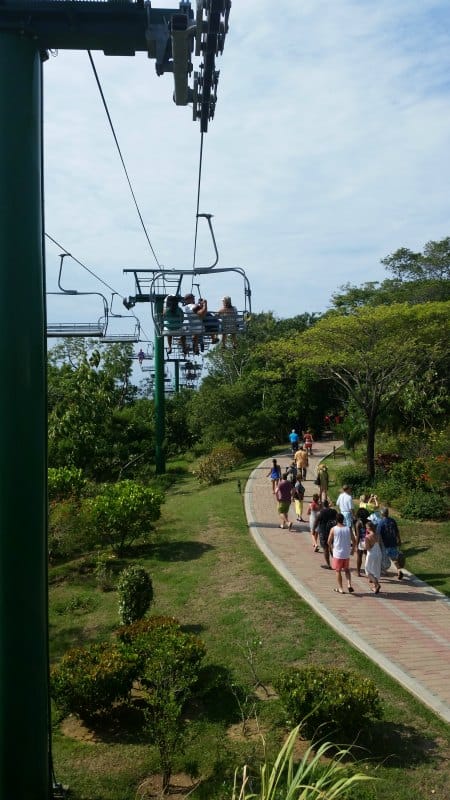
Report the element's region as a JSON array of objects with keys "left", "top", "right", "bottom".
[
  {"left": 94, "top": 552, "right": 116, "bottom": 592},
  {"left": 84, "top": 479, "right": 164, "bottom": 554},
  {"left": 195, "top": 443, "right": 244, "bottom": 485},
  {"left": 117, "top": 564, "right": 154, "bottom": 625},
  {"left": 373, "top": 477, "right": 401, "bottom": 506},
  {"left": 275, "top": 665, "right": 382, "bottom": 740},
  {"left": 116, "top": 615, "right": 180, "bottom": 646},
  {"left": 48, "top": 466, "right": 87, "bottom": 501},
  {"left": 401, "top": 490, "right": 449, "bottom": 520},
  {"left": 51, "top": 642, "right": 137, "bottom": 720},
  {"left": 48, "top": 498, "right": 95, "bottom": 561},
  {"left": 388, "top": 458, "right": 428, "bottom": 489},
  {"left": 53, "top": 593, "right": 97, "bottom": 616},
  {"left": 334, "top": 466, "right": 372, "bottom": 498}
]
